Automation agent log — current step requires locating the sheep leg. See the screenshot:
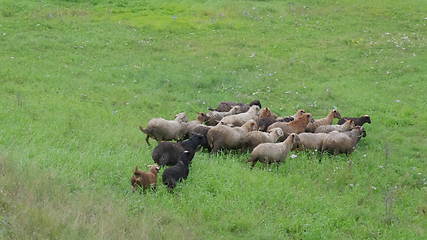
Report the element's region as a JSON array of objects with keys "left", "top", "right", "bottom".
[{"left": 145, "top": 135, "right": 150, "bottom": 145}]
